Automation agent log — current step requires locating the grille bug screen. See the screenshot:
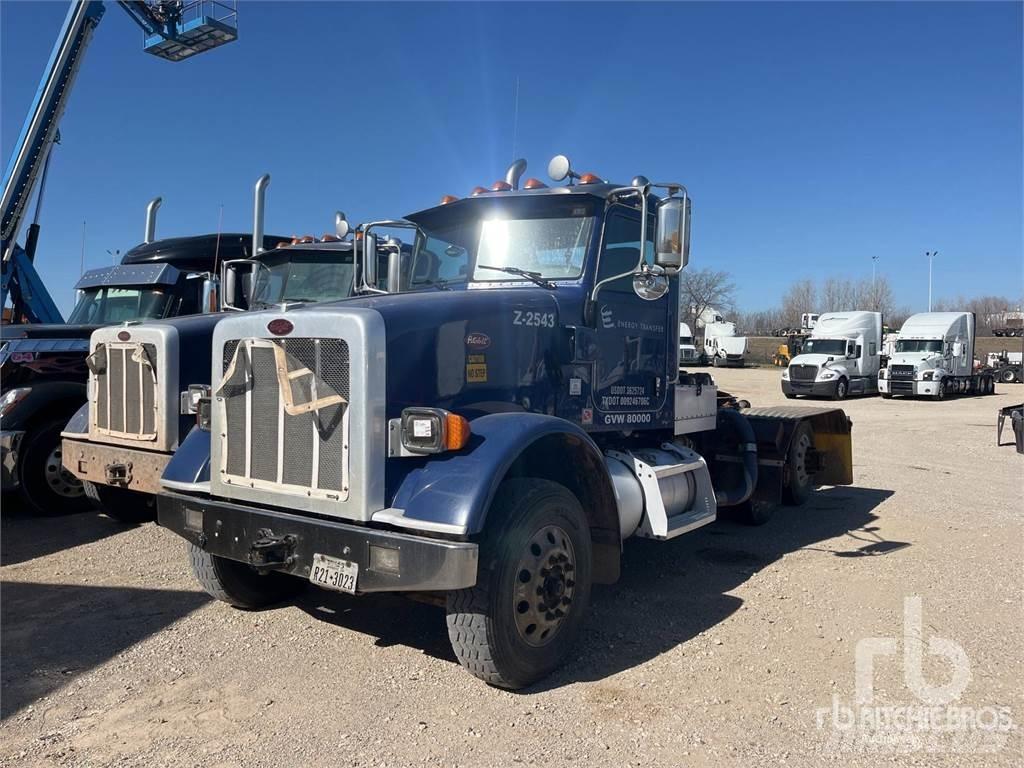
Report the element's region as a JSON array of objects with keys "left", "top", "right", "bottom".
[
  {"left": 217, "top": 338, "right": 350, "bottom": 499},
  {"left": 93, "top": 342, "right": 159, "bottom": 441}
]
